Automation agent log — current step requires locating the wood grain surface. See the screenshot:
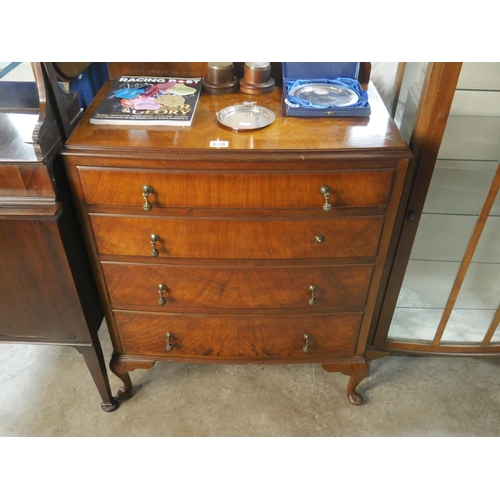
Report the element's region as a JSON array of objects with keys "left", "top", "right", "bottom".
[
  {"left": 0, "top": 164, "right": 55, "bottom": 201},
  {"left": 114, "top": 311, "right": 361, "bottom": 361},
  {"left": 61, "top": 65, "right": 412, "bottom": 404},
  {"left": 78, "top": 167, "right": 394, "bottom": 209},
  {"left": 64, "top": 84, "right": 409, "bottom": 157},
  {"left": 90, "top": 215, "right": 384, "bottom": 260},
  {"left": 102, "top": 262, "right": 373, "bottom": 311}
]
